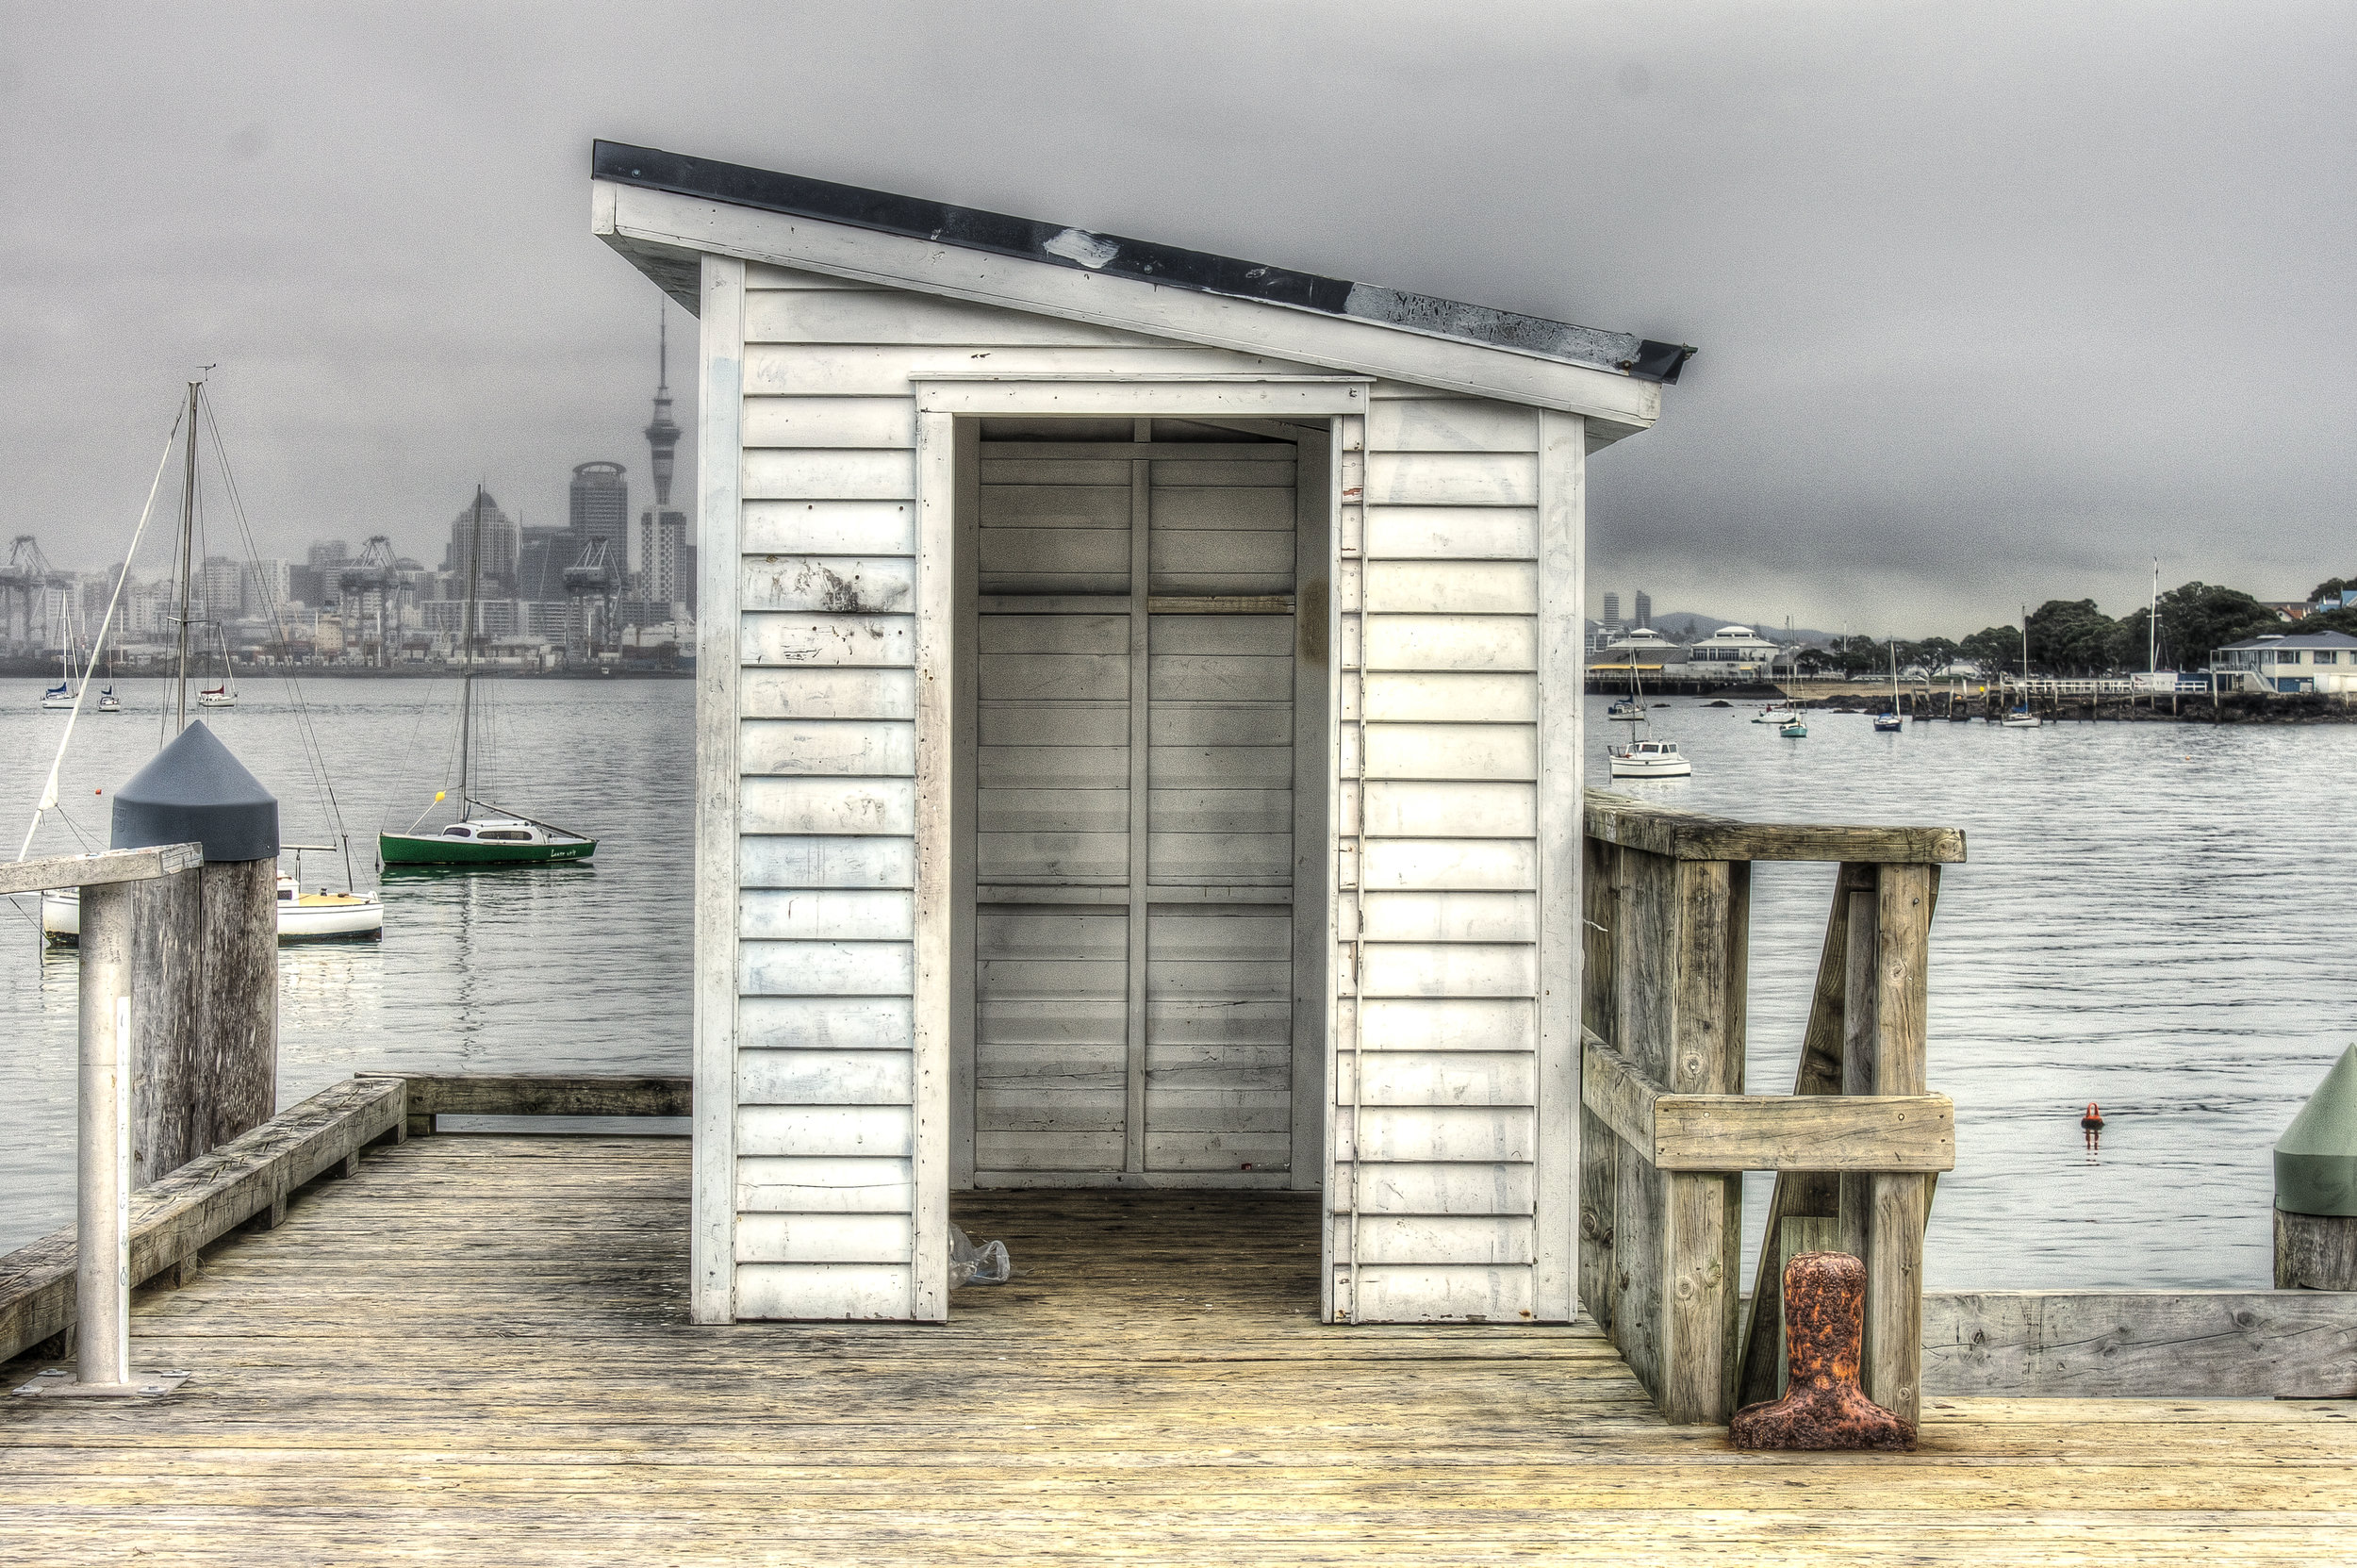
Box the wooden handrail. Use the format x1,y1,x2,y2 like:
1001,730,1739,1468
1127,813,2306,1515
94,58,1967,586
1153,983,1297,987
1584,790,1965,865
1581,1030,1953,1174
0,843,204,898
1580,801,1959,1428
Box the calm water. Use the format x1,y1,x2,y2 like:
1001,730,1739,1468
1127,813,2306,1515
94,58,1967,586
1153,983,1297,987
1,677,2347,1291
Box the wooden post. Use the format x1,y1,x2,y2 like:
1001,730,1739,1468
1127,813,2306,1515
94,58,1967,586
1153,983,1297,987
127,866,200,1187
1659,856,1742,1425
2274,1044,2357,1290
1576,834,1620,1328
132,860,276,1184
109,719,280,1188
2275,1210,2357,1290
193,857,278,1152
1867,863,1933,1428
1837,879,1879,1264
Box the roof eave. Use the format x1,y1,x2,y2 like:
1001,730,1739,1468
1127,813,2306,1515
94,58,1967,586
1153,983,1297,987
592,172,1665,440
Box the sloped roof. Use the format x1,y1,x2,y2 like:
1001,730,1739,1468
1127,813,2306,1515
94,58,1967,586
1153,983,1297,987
2220,631,2357,651
591,141,1689,433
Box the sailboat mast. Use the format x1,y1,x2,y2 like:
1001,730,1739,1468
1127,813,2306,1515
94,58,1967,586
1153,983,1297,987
459,486,485,819
173,380,199,734
2150,558,2159,677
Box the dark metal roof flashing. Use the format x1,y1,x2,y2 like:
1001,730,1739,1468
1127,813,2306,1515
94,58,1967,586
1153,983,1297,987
594,141,1694,386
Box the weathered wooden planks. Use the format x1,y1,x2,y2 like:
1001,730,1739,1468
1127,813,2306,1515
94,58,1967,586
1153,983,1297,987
404,1074,692,1127
0,842,202,897
0,1075,404,1364
1581,1031,1954,1173
1584,791,1967,866
1925,1290,2357,1398
8,1133,2355,1565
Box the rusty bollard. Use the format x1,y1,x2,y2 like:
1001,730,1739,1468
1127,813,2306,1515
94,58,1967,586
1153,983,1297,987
1729,1251,1915,1452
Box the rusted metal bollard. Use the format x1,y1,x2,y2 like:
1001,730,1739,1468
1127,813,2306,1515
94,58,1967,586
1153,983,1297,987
1730,1251,1915,1452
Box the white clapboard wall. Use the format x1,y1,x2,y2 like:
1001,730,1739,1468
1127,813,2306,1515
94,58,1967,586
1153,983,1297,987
724,261,1577,1326
1330,389,1568,1326
731,265,1322,1320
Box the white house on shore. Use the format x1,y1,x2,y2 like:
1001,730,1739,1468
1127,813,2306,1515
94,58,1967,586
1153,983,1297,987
1680,624,1782,681
2210,631,2357,694
589,141,1688,1327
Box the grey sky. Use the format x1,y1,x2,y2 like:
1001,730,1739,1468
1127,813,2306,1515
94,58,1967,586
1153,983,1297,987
4,2,2349,636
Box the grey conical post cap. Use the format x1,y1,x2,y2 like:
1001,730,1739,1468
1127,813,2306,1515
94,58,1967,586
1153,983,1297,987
110,720,278,863
2276,1045,2357,1217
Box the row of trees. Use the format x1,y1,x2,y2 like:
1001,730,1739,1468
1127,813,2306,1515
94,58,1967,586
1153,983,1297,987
1792,581,2348,680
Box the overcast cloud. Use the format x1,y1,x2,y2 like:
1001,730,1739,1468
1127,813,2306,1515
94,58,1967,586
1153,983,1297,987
3,1,2349,635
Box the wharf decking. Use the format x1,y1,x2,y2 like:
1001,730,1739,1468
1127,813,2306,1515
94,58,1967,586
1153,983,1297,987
3,1134,2350,1565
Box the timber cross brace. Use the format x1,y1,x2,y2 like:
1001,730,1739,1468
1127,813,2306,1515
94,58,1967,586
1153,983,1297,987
1577,791,1964,1427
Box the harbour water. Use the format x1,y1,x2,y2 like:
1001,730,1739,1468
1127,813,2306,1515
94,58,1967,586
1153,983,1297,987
1,677,2348,1293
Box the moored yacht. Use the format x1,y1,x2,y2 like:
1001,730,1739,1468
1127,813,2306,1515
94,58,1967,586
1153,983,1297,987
1607,737,1692,779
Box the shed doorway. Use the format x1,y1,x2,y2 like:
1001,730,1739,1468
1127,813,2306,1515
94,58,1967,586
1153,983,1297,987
952,416,1332,1194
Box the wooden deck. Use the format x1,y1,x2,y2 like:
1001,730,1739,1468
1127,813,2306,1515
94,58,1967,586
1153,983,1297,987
2,1134,2351,1565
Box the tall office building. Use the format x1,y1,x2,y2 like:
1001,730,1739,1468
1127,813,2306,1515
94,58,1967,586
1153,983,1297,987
307,539,349,572
1634,590,1652,630
443,490,520,589
1602,591,1621,633
635,316,692,617
638,508,691,609
242,558,290,618
514,526,573,601
569,461,629,571
200,555,243,623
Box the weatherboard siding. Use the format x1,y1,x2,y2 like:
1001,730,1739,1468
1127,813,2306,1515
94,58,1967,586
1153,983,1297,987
731,264,1325,1320
1333,388,1566,1324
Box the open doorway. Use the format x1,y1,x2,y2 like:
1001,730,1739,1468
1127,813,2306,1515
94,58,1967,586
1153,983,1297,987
948,417,1333,1200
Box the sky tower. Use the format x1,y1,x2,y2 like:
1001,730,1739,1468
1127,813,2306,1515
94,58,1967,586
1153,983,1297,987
637,308,694,617
644,311,682,507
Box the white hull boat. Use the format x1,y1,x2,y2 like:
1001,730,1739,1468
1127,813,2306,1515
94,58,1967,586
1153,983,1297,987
42,866,383,945
2002,709,2040,728
1752,705,1799,724
1607,739,1691,779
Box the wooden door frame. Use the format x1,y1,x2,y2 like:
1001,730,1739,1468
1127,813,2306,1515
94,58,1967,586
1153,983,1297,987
910,378,1365,1312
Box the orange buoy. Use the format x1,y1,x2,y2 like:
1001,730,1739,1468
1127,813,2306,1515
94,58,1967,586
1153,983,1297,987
2080,1101,2104,1131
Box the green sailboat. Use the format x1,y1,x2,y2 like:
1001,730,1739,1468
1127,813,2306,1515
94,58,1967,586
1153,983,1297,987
379,487,597,868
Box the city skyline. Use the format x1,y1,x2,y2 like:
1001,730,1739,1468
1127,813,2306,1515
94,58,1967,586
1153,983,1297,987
4,6,2349,636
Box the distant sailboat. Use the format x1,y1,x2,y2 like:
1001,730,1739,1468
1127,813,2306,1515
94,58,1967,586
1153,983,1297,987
196,625,237,707
38,591,84,710
2003,611,2040,727
379,487,597,867
1873,641,1903,731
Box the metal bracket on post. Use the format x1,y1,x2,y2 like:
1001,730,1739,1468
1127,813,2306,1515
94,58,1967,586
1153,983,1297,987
6,845,202,1401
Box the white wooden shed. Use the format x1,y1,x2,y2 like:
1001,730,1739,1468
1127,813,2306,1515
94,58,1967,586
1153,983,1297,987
590,141,1689,1328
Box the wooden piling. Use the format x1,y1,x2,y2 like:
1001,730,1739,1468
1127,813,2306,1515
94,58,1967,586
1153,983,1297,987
2274,1210,2357,1290
129,859,277,1185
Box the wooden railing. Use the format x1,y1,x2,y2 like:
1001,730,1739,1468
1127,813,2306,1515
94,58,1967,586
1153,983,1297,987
1579,791,1965,1426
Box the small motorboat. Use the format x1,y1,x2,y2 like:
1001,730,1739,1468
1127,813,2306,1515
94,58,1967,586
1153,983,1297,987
1607,738,1692,779
1779,719,1807,738
2001,708,2040,728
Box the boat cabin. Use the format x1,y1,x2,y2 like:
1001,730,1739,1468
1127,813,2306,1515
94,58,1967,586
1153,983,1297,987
591,142,1688,1325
